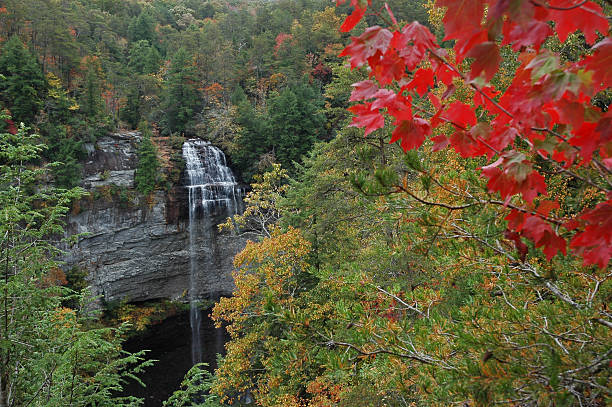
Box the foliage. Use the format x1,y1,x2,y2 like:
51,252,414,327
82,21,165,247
211,1,612,406
339,0,611,269
0,36,48,123
220,163,289,239
212,227,316,405
135,122,160,195
162,363,223,407
268,79,326,170
0,119,151,406
162,47,200,135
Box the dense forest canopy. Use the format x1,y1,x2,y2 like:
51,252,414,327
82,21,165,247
0,0,428,184
0,0,611,406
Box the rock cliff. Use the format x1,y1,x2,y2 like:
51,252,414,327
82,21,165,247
62,132,244,306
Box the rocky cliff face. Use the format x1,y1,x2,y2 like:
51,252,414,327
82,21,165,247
63,132,245,306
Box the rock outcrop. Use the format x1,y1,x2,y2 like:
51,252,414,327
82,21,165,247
62,132,244,306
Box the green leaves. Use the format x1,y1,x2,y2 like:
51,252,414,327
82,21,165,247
0,120,147,407
135,122,160,196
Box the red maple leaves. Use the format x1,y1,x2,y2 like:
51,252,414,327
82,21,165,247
339,0,611,268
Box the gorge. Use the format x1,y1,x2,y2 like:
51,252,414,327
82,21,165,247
61,132,245,404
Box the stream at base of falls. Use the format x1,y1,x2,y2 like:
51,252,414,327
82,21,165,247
120,309,228,406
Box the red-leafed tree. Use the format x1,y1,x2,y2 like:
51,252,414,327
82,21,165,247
210,3,611,405
338,0,611,269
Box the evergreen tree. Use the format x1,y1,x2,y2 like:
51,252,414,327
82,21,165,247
128,40,161,75
268,80,325,170
231,99,271,180
40,73,84,188
128,11,157,45
80,57,105,118
0,117,150,406
119,82,141,129
0,36,47,123
135,122,159,195
161,48,200,135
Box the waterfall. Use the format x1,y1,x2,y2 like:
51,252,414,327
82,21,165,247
182,139,241,365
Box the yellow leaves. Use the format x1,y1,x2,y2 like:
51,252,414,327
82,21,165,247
425,0,445,29
51,307,77,329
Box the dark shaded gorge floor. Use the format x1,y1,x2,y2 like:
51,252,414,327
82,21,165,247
121,309,227,406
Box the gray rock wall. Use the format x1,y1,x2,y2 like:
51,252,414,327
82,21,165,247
62,132,244,305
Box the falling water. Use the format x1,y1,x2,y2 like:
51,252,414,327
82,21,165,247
183,139,241,365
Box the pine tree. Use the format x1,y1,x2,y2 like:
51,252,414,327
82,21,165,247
119,82,141,129
40,73,84,188
128,11,157,45
135,122,159,195
268,80,325,170
162,48,200,135
128,40,161,75
80,56,105,118
0,36,47,124
0,116,150,406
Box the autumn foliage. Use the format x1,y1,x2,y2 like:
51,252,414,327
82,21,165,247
338,0,611,268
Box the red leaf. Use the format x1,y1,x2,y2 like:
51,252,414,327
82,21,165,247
467,41,501,82
371,89,410,113
506,212,566,261
473,86,501,112
569,122,598,163
481,153,547,203
389,118,430,152
340,4,367,32
340,26,393,69
404,68,434,96
505,230,528,262
401,21,438,54
554,97,584,130
384,2,398,26
569,200,612,268
350,80,379,101
487,126,519,152
583,38,612,91
536,200,560,217
436,0,487,42
445,101,477,128
348,102,385,136
431,135,450,151
503,20,553,51
455,29,488,62
548,1,608,44
368,48,405,86
451,129,487,158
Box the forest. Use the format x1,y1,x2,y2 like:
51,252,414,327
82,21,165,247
0,0,610,406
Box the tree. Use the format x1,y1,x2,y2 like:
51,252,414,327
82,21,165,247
338,0,611,269
162,363,223,407
79,56,105,119
119,81,142,129
329,0,611,403
161,48,200,135
219,163,289,239
128,40,161,75
40,73,84,188
0,118,150,406
135,121,159,195
0,36,47,123
128,11,157,45
211,1,612,405
230,98,271,180
268,80,326,171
